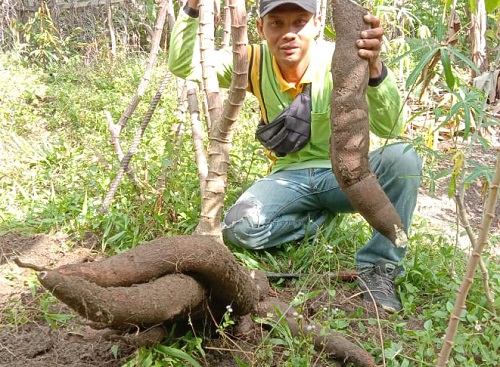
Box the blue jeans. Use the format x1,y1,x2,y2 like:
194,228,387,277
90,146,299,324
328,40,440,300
222,143,422,268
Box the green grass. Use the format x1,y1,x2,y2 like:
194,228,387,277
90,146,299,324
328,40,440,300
1,50,499,367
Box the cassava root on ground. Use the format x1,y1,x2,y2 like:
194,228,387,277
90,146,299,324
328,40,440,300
330,0,406,246
54,235,265,315
38,271,207,328
257,298,376,367
17,234,375,367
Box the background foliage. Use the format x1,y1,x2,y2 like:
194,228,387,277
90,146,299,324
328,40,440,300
0,0,499,366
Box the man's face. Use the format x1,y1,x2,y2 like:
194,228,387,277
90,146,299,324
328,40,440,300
257,4,320,72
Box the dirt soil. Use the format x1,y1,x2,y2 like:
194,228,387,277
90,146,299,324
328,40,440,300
0,146,498,367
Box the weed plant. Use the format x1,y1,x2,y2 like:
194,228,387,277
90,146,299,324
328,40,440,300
1,43,499,367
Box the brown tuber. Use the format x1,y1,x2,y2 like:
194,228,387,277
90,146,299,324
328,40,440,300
54,235,263,315
38,271,207,328
330,0,407,247
14,234,376,366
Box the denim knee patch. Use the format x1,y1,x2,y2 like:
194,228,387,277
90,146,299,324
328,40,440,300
222,201,272,249
224,201,260,226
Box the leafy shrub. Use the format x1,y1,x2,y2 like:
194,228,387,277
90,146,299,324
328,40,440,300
14,2,84,68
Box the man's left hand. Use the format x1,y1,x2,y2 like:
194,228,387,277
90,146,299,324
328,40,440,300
357,14,384,79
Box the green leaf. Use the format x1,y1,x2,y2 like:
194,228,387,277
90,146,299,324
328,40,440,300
389,43,435,67
269,337,289,346
333,320,349,329
448,172,457,197
290,289,321,307
323,26,335,40
440,48,456,90
476,135,490,150
234,355,250,367
154,345,203,367
406,48,440,89
446,47,481,75
485,0,500,12
462,102,472,138
434,168,453,180
110,345,119,359
464,165,493,184
45,313,74,321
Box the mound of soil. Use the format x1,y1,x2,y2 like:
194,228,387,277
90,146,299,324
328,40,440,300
0,322,134,367
0,233,136,367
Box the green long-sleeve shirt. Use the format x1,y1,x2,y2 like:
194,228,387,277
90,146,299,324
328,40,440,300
168,10,404,172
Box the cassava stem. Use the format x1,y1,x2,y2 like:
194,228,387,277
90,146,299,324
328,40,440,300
195,0,248,235
330,0,406,246
437,149,500,366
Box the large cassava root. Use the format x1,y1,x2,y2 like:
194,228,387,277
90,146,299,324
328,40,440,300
330,0,406,246
38,271,207,328
53,235,264,315
17,234,375,367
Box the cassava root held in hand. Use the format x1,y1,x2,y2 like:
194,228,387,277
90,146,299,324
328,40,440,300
330,0,407,247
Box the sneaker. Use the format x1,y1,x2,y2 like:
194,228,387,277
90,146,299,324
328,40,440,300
357,260,403,313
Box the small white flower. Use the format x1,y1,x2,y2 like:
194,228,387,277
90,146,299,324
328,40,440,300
474,321,482,332
225,305,233,313
306,324,316,331
298,291,305,296
292,311,299,317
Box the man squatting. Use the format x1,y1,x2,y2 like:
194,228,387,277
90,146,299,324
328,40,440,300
168,0,422,313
